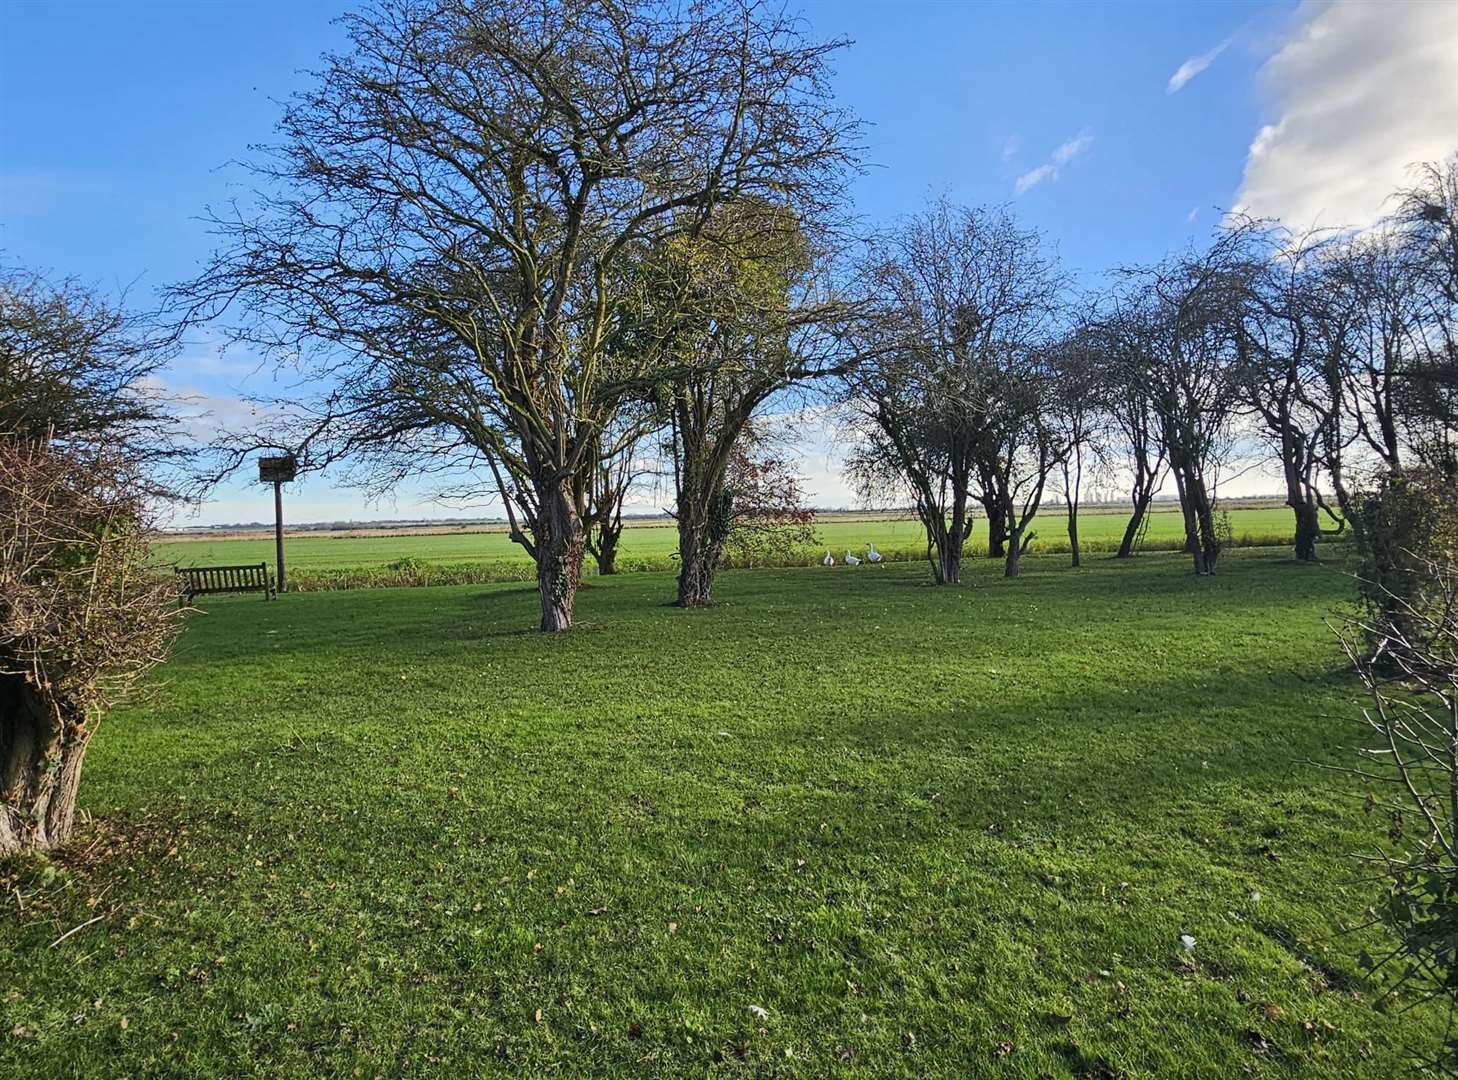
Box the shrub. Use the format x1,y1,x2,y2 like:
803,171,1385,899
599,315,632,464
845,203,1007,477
0,439,180,853
1339,556,1458,1071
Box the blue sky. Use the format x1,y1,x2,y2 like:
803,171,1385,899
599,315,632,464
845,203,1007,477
4,0,1456,524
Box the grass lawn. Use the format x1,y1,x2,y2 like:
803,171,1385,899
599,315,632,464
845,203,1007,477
155,506,1301,576
0,550,1432,1078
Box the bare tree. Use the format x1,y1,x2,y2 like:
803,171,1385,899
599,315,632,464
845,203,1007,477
174,0,858,631
1392,157,1458,465
973,360,1069,579
583,414,655,576
1097,310,1169,559
1231,225,1347,561
1395,155,1458,307
1048,320,1108,568
845,202,1063,584
1114,235,1251,576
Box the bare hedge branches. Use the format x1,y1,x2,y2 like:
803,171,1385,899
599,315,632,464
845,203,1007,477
0,439,180,852
1338,556,1458,1070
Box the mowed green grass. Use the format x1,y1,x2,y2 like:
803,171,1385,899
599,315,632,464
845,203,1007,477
0,550,1432,1078
156,506,1300,573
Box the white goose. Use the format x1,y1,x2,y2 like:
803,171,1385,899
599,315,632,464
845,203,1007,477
866,543,883,563
844,550,861,566
822,550,835,566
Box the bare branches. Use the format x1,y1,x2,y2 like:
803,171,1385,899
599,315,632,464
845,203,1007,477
0,266,187,480
1337,556,1458,1065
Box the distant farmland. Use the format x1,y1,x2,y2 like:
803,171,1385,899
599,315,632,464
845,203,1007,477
155,505,1310,589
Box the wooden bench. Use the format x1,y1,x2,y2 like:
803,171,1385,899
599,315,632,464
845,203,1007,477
176,563,276,603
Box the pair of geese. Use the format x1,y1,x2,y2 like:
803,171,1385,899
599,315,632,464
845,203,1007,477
823,544,882,567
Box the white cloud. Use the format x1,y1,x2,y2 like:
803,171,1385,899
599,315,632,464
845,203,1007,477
1167,37,1232,93
1051,132,1093,166
1234,0,1458,232
1186,206,1199,223
1014,131,1094,195
1014,164,1056,196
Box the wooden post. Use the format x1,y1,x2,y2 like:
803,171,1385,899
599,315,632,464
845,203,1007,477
274,478,286,594
258,454,297,596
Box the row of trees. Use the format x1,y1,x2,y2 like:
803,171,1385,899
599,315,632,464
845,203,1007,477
842,170,1456,586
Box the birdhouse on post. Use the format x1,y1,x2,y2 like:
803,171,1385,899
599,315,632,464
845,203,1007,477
258,454,297,593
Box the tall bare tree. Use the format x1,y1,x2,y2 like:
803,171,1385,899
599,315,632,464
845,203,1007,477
1097,311,1169,559
845,201,1063,583
1231,225,1347,561
1048,320,1108,568
175,0,858,631
1113,235,1251,576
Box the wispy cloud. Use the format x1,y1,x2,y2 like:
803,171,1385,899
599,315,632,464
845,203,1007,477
1168,36,1233,93
1014,131,1093,195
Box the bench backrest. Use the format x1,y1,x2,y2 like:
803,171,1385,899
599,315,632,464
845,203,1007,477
177,563,271,594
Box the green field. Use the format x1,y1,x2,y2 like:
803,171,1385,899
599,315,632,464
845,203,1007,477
0,550,1434,1078
156,506,1303,581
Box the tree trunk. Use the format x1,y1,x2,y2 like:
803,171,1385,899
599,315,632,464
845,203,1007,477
938,545,963,585
1004,535,1023,578
0,673,88,854
920,497,968,585
533,476,585,632
1292,497,1321,562
1115,491,1151,559
676,517,726,607
593,521,622,576
1173,464,1220,576
982,496,1007,559
1067,508,1081,568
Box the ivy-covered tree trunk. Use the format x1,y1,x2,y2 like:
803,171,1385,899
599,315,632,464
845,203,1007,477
1292,497,1321,562
533,476,585,633
676,479,732,607
0,673,89,854
677,521,727,606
